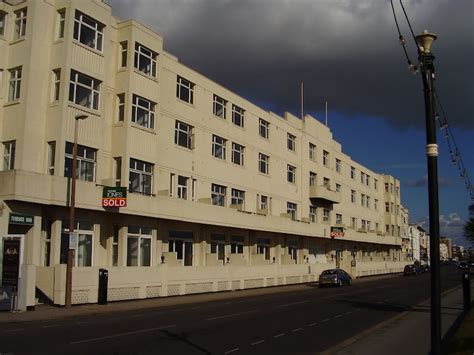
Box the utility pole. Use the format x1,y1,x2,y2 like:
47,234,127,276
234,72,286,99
66,114,88,308
416,30,441,355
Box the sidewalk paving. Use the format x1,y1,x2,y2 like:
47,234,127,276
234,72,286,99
322,283,473,355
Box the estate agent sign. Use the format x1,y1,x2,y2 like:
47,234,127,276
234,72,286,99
2,238,20,287
330,226,345,238
102,187,127,208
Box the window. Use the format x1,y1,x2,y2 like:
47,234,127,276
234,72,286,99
361,220,367,231
177,176,188,200
231,188,245,206
69,70,100,110
335,159,341,173
134,43,157,77
309,143,316,161
366,196,370,208
120,41,127,68
64,142,96,182
374,199,378,210
14,8,27,40
309,171,317,187
3,141,15,171
256,238,271,260
323,209,330,222
351,190,356,203
336,213,343,225
174,121,194,149
351,217,357,229
390,183,394,193
211,184,226,206
376,223,379,232
259,153,269,174
210,234,226,261
287,202,297,220
50,69,61,102
287,133,296,151
73,11,103,51
232,105,245,127
129,158,153,195
112,226,119,266
360,172,365,184
323,150,329,167
168,231,193,266
386,225,390,234
114,157,122,186
132,94,155,129
385,183,389,192
0,11,6,37
231,142,244,166
287,164,296,183
57,9,65,39
391,203,394,213
8,67,22,102
288,240,298,262
212,135,226,160
127,226,152,267
396,186,400,196
42,220,52,266
361,194,366,206
335,183,341,193
117,93,125,121
176,76,194,103
309,206,317,222
61,221,93,267
351,166,355,179
366,174,370,186
231,236,244,254
259,195,268,210
367,221,371,231
213,94,226,118
391,225,395,236
323,177,330,189
47,141,56,175
259,118,269,139
385,202,390,212
374,179,378,190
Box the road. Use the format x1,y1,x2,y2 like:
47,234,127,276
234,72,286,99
0,265,463,355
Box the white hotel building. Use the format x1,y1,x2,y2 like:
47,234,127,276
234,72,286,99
0,0,409,308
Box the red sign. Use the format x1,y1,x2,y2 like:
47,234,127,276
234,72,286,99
102,187,127,208
330,227,345,238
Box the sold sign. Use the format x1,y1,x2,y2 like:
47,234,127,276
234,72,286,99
102,187,127,207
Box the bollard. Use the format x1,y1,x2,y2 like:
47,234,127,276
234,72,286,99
462,272,470,311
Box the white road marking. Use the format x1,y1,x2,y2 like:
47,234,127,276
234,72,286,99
274,333,285,338
205,310,257,321
42,324,60,328
70,324,176,344
308,322,317,327
291,328,303,332
276,300,309,308
224,348,240,354
251,340,265,346
322,318,330,322
334,314,343,319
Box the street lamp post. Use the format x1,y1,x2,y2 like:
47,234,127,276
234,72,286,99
65,114,88,308
416,30,441,355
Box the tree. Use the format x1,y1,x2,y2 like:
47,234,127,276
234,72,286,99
464,204,474,243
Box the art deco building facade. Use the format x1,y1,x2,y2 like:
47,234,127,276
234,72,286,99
0,0,409,308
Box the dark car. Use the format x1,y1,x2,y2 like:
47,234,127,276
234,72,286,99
404,264,421,276
319,269,352,287
458,261,469,270
420,264,430,273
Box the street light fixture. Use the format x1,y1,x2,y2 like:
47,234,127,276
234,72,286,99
415,30,441,355
65,114,88,308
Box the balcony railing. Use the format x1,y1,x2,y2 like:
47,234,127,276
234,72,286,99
309,185,342,204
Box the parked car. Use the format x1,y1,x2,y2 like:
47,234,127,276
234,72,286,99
458,261,469,270
404,264,421,276
319,269,352,287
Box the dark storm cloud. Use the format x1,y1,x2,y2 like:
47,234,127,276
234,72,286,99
108,0,474,130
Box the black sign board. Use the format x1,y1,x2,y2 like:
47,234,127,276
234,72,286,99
9,213,34,226
2,239,20,287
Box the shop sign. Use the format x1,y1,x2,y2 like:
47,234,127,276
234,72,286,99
9,213,34,226
330,226,345,238
2,239,20,287
102,187,127,207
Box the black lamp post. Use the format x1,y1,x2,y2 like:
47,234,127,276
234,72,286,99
416,30,441,355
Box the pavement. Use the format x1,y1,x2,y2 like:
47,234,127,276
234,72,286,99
322,280,473,355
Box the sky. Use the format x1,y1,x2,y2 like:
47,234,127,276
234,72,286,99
108,0,474,246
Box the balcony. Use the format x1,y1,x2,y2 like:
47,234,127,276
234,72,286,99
309,185,342,204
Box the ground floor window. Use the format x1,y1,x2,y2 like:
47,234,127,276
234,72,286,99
256,237,271,260
61,220,94,267
169,231,193,266
231,236,244,254
210,233,226,261
127,226,152,266
112,226,119,266
42,220,52,266
288,240,298,262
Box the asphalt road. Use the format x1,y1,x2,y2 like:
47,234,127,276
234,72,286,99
0,265,464,355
